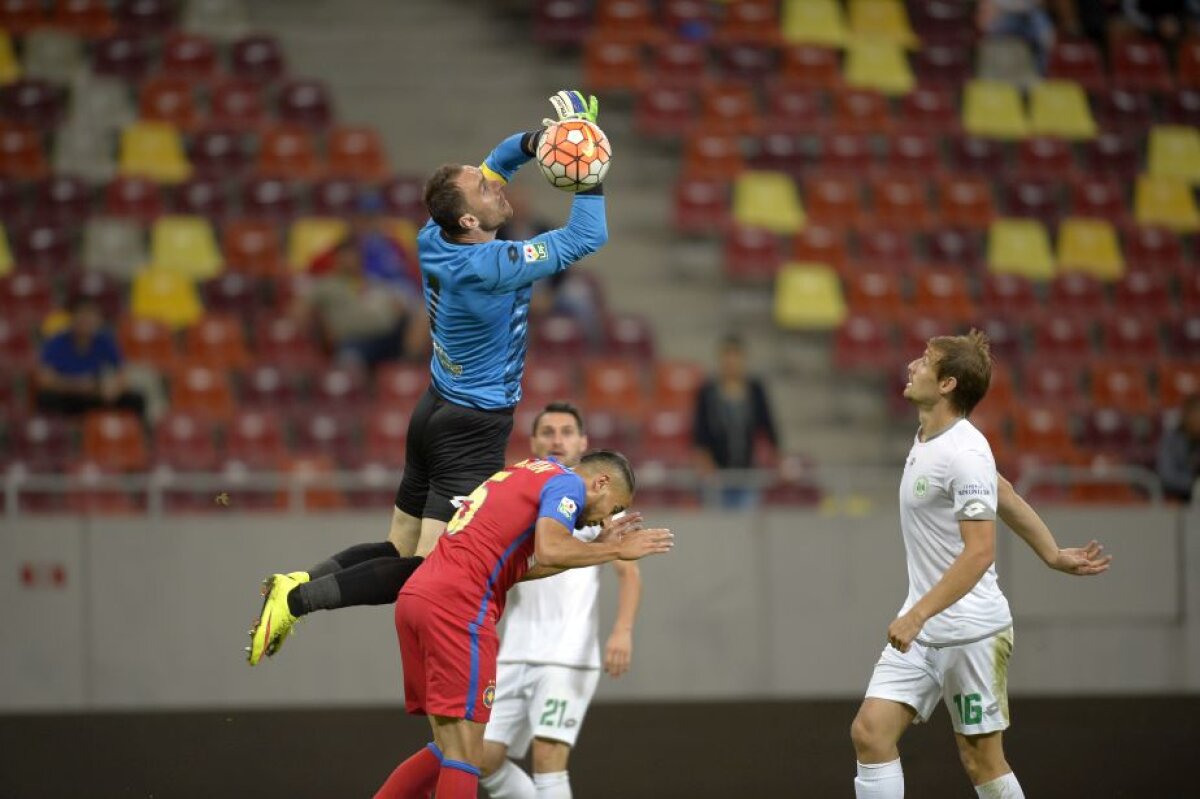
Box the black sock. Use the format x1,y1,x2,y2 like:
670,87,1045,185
288,556,424,616
307,541,401,580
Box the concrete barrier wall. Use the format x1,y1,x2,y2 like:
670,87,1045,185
1,506,1195,711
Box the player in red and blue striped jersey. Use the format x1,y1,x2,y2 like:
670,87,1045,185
374,451,672,799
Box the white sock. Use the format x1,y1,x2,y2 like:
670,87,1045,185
480,759,537,799
976,772,1025,798
533,770,572,799
855,759,904,799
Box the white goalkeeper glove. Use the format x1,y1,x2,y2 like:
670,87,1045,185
543,90,600,127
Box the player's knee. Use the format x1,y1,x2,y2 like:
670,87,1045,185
850,711,884,758
531,738,571,773
956,738,1006,784
387,508,421,556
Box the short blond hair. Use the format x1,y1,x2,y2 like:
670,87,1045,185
929,329,992,416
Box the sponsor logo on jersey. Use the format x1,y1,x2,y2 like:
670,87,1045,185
483,680,496,709
962,499,988,518
432,340,463,376
557,496,577,519
913,476,929,498
957,483,993,497
524,242,549,263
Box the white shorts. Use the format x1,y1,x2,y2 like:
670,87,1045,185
864,627,1014,736
483,662,601,756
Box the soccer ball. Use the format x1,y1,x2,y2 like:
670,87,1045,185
536,120,612,193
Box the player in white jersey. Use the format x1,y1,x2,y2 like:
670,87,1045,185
479,401,642,799
851,331,1112,799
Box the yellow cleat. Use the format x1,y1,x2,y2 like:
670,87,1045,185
246,571,309,665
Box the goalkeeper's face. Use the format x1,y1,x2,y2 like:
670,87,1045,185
457,166,513,233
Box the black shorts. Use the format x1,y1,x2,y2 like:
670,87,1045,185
394,387,515,523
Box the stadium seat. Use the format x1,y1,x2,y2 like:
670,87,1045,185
0,0,48,33
717,0,779,43
980,273,1036,315
148,215,223,280
723,225,784,281
15,218,75,274
131,268,203,329
138,77,198,130
1134,175,1199,233
154,411,220,471
184,314,249,370
962,80,1028,139
912,268,975,321
160,32,218,79
373,362,429,409
857,226,916,268
898,86,959,134
987,219,1054,279
584,36,645,94
1016,137,1076,179
1089,362,1153,413
65,271,122,318
187,128,248,180
604,313,656,361
222,218,283,275
733,171,804,234
1028,80,1097,139
521,359,574,408
0,317,35,369
793,224,847,272
328,126,389,182
781,0,847,47
170,364,236,423
1032,315,1093,363
773,262,846,330
949,135,1008,176
119,121,192,184
1147,126,1200,184
1068,176,1128,225
1048,272,1106,317
845,267,904,319
200,270,263,319
1013,406,1077,460
912,39,971,85
716,41,777,83
1158,361,1200,409
849,0,917,45
0,272,53,328
117,316,177,368
7,413,78,472
210,79,265,131
288,217,348,271
640,406,694,463
593,0,657,43
698,82,760,136
254,314,322,369
673,177,730,235
1124,225,1184,273
748,131,809,177
0,79,66,131
937,175,996,229
1056,218,1124,281
1101,314,1160,360
104,176,164,221
92,33,149,80
0,31,16,84
309,178,361,217
832,88,893,134
172,176,229,219
634,85,697,139
378,175,424,220
818,132,874,174
1022,359,1085,411
1169,88,1200,129
230,33,285,83
311,364,370,414
226,409,288,469
683,131,744,181
1180,271,1200,314
294,411,361,468
802,174,862,229
779,44,840,88
0,177,23,224
277,79,333,131
880,132,939,176
1003,177,1063,224
869,174,933,231
651,39,708,90
1113,271,1172,315
927,228,985,272
1091,88,1154,134
843,40,913,96
584,358,644,415
256,125,323,180
241,177,301,220
1111,37,1173,93
1079,407,1139,461
241,361,301,410
364,407,410,468
32,174,91,224
0,123,48,180
1047,39,1107,92
83,410,147,471
0,224,11,276
653,360,705,410
532,0,590,47
531,314,588,361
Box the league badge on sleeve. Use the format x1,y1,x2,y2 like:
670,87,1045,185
523,242,548,263
557,496,577,519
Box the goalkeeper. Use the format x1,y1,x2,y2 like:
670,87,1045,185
246,92,609,665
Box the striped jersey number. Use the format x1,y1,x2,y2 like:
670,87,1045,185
445,471,511,535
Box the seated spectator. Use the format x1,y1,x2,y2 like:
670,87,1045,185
35,297,146,419
1157,394,1200,503
292,236,425,369
692,334,780,509
1112,0,1200,45
977,0,1058,71
309,194,423,298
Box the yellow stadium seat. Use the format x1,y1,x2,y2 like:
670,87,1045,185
131,269,203,329
963,80,1029,139
1148,126,1200,184
847,0,917,47
987,218,1055,280
782,0,847,47
1056,218,1124,281
149,215,223,280
0,225,12,277
119,121,192,184
844,40,914,95
288,217,350,271
774,262,846,330
1029,80,1097,140
734,171,805,235
0,32,20,85
1135,175,1200,232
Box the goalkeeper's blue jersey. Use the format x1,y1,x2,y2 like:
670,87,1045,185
417,132,608,411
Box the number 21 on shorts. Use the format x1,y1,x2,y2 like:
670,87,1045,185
539,698,572,728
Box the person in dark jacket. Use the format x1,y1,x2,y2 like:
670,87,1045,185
1157,394,1200,503
692,334,780,508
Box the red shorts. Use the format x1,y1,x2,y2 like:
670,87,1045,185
395,591,498,723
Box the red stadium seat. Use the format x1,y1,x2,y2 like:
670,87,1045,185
184,315,250,370
1016,137,1075,179
1048,273,1107,317
673,177,730,235
241,361,302,410
1124,226,1184,273
380,175,426,221
980,273,1037,316
201,271,266,319
0,123,48,181
310,178,362,217
1158,361,1200,409
949,136,1007,177
0,175,21,221
1080,407,1138,459
937,175,996,230
1180,37,1200,89
682,131,744,181
856,227,916,268
277,79,334,131
171,176,229,219
1089,362,1153,413
1091,88,1155,134
1100,314,1161,360
634,85,696,139
898,86,959,134
32,174,91,224
653,360,705,410
311,365,370,414
171,365,236,423
1047,39,1107,91
117,316,177,369
188,128,249,180
912,43,971,86
792,224,847,272
723,225,783,281
376,362,429,410
139,77,198,129
912,268,976,322
870,175,934,231
210,79,266,132
845,268,905,320
531,314,588,361
721,42,784,84
1166,313,1200,357
641,406,693,462
661,0,710,33
0,79,66,131
1113,271,1172,314
717,0,779,43
0,316,35,370
241,177,301,220
365,407,410,469
0,0,48,33
11,219,74,275
65,271,123,318
697,82,760,136
104,176,164,221
761,85,826,135
584,36,645,94
818,132,873,174
115,0,175,35
1003,177,1062,223
584,358,645,414
780,44,840,89
833,89,891,135
6,414,79,472
604,313,655,361
254,315,321,369
226,410,288,469
1081,132,1140,179
881,133,941,176
0,272,53,329
926,228,985,271
1069,176,1128,224
595,0,658,44
154,412,220,471
255,125,323,180
833,315,896,372
83,410,147,471
328,126,389,182
1111,38,1173,93
231,34,286,84
1169,88,1200,126
160,32,218,80
91,33,150,80
1013,406,1077,460
56,0,116,38
803,174,863,230
223,218,284,275
651,39,709,90
294,411,362,468
533,0,591,47
521,360,575,408
1033,316,1094,363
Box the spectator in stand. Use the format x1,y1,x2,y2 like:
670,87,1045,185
293,235,425,369
1111,0,1200,46
692,334,780,509
35,297,146,419
1157,394,1200,503
977,0,1059,71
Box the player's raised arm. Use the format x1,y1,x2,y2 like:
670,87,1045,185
998,474,1112,576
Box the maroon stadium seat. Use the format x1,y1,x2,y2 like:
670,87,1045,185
153,412,221,472
723,225,783,281
0,272,53,329
0,79,66,131
278,79,334,131
104,176,164,221
1048,272,1107,317
161,32,218,80
231,34,286,84
91,33,151,80
32,174,92,224
115,0,177,35
673,176,731,234
1047,39,1107,91
171,176,229,219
